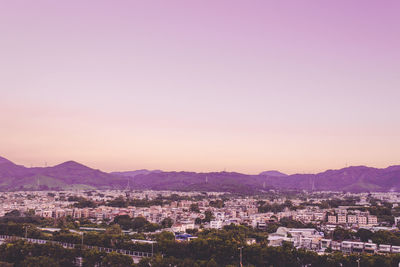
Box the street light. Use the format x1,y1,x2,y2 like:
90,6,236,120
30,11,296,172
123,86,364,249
239,247,243,267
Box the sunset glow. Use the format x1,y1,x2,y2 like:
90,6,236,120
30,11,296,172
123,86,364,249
1,1,399,174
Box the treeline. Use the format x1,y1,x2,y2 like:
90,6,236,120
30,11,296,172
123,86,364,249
307,197,360,209
0,240,133,267
257,200,294,213
68,196,99,208
138,246,400,267
107,194,206,208
66,193,215,209
112,215,170,231
3,237,400,267
106,197,164,208
3,222,400,266
0,210,42,225
136,225,400,267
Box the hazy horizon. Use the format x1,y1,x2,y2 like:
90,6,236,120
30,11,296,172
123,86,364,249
1,1,400,174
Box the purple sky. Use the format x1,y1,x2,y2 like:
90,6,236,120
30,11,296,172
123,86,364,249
1,1,399,174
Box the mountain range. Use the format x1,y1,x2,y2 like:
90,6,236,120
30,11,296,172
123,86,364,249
0,156,399,193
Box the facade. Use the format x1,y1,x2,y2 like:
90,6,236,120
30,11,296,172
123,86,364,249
328,215,337,224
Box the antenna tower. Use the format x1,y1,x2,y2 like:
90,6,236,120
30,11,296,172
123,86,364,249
125,178,131,191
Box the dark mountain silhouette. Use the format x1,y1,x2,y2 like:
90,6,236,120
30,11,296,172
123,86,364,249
0,156,399,193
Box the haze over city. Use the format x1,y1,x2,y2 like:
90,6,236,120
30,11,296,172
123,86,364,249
1,1,400,174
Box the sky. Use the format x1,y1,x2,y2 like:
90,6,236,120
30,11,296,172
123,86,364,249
1,1,399,174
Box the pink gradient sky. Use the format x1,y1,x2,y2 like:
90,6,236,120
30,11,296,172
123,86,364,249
1,1,399,174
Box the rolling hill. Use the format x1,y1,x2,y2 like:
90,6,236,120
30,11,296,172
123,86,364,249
0,157,126,190
0,156,399,193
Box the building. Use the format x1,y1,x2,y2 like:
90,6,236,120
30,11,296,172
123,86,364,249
337,215,347,224
358,216,367,225
368,215,378,225
347,215,357,224
378,244,390,253
364,243,377,253
209,220,223,229
328,215,337,224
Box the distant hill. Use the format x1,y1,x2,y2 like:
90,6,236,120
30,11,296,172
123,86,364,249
259,170,288,177
0,156,400,193
130,171,265,193
0,157,126,191
111,169,162,178
0,156,13,165
263,166,400,192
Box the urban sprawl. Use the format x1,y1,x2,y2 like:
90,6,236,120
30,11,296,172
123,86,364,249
2,189,400,257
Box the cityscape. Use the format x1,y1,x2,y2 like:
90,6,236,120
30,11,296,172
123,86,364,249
2,0,400,266
2,160,400,266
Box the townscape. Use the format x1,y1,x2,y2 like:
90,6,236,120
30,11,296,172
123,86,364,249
2,0,400,266
2,189,400,266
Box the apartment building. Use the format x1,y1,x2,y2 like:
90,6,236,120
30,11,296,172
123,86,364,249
328,215,337,224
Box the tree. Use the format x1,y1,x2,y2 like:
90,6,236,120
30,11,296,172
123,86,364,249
284,200,293,208
156,231,175,243
101,252,133,267
190,204,200,213
113,215,132,230
132,217,148,230
106,224,122,235
5,210,20,217
83,249,106,267
206,258,218,267
204,211,214,222
332,228,353,241
161,217,174,228
209,200,224,208
22,256,60,267
356,228,373,242
107,196,128,207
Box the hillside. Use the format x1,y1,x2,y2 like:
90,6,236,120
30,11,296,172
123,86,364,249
111,169,162,178
259,170,288,177
263,166,400,192
0,156,399,193
0,157,126,190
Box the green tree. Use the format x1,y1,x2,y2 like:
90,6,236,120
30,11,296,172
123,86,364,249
332,228,353,241
101,251,133,267
161,217,174,228
113,215,132,230
190,203,200,213
206,258,218,267
204,210,214,222
132,217,148,230
356,228,373,242
83,249,106,267
22,256,59,267
106,224,122,235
